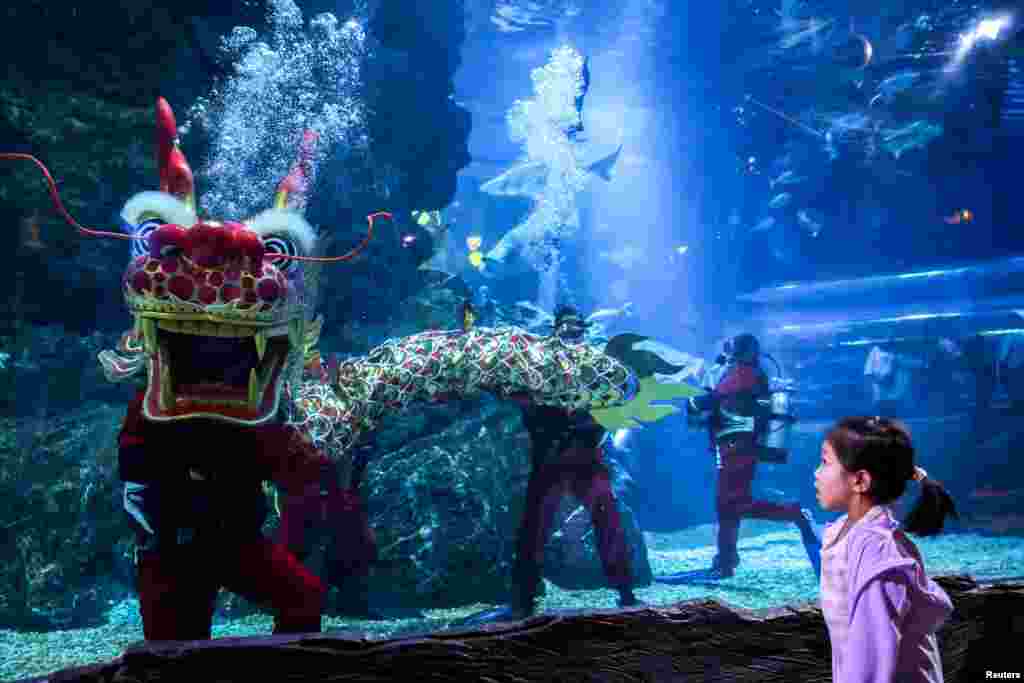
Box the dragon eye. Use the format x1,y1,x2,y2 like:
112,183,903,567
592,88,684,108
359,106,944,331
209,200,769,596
131,219,163,260
262,234,300,272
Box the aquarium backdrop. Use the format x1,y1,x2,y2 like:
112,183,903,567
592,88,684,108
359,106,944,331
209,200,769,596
1,0,1022,679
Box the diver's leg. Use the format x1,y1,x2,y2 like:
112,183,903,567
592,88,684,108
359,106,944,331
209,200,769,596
222,535,325,634
458,465,565,625
510,464,566,614
713,450,756,575
653,449,747,584
570,462,639,607
321,484,404,619
136,544,218,641
726,457,821,579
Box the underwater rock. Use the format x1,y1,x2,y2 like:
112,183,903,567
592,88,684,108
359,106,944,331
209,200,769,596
16,575,1021,683
0,402,134,631
543,445,653,590
360,398,533,607
543,494,653,590
367,0,471,211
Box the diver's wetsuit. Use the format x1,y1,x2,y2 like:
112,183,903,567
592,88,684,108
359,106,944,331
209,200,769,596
711,363,807,573
118,390,326,640
511,398,633,609
276,444,378,588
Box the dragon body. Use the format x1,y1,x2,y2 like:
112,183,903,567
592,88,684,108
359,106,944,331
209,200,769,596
88,98,639,490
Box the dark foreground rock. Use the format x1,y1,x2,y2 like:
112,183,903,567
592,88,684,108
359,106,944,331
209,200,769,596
18,575,1022,683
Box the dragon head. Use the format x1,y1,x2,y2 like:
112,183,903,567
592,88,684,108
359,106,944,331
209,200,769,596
1,97,388,426
119,98,321,425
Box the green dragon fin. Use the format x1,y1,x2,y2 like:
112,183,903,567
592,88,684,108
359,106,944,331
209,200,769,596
591,374,701,431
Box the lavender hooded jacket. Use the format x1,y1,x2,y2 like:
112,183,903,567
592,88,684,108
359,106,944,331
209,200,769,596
824,507,954,683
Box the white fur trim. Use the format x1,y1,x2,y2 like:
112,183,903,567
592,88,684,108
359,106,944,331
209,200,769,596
120,191,197,227
245,208,317,255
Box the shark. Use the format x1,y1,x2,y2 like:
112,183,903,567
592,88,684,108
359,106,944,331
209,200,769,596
476,144,622,280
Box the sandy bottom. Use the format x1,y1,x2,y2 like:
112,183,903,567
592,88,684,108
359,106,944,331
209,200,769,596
4,519,1021,681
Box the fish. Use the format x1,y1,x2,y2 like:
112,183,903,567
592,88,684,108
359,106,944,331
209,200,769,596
479,145,623,199
797,208,824,237
769,170,805,188
586,144,622,181
776,15,835,50
409,209,450,270
587,302,633,324
769,192,792,209
479,160,549,198
468,251,484,269
869,70,921,107
881,120,943,159
477,205,576,279
477,46,602,281
943,209,974,225
466,234,483,251
751,216,777,233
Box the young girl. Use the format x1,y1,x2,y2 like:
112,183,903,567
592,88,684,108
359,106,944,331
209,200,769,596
815,416,959,683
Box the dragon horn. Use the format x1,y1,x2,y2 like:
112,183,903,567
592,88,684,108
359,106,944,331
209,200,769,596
155,97,195,210
274,129,319,212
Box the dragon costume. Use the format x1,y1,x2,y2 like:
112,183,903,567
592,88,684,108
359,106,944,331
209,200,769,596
1,97,702,639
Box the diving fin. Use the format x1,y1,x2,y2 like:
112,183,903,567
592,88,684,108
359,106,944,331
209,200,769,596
450,604,534,628
653,568,731,585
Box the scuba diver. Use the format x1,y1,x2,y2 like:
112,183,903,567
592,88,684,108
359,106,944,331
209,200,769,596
276,442,389,618
462,305,641,624
119,389,328,639
657,333,821,583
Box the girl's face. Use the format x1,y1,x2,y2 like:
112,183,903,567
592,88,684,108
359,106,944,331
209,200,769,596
815,440,857,511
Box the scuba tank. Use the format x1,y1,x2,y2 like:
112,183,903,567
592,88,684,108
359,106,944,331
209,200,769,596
755,373,796,464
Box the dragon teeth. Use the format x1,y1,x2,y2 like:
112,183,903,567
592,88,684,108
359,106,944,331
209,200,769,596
249,368,260,410
255,331,268,360
141,318,158,354
158,347,174,411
